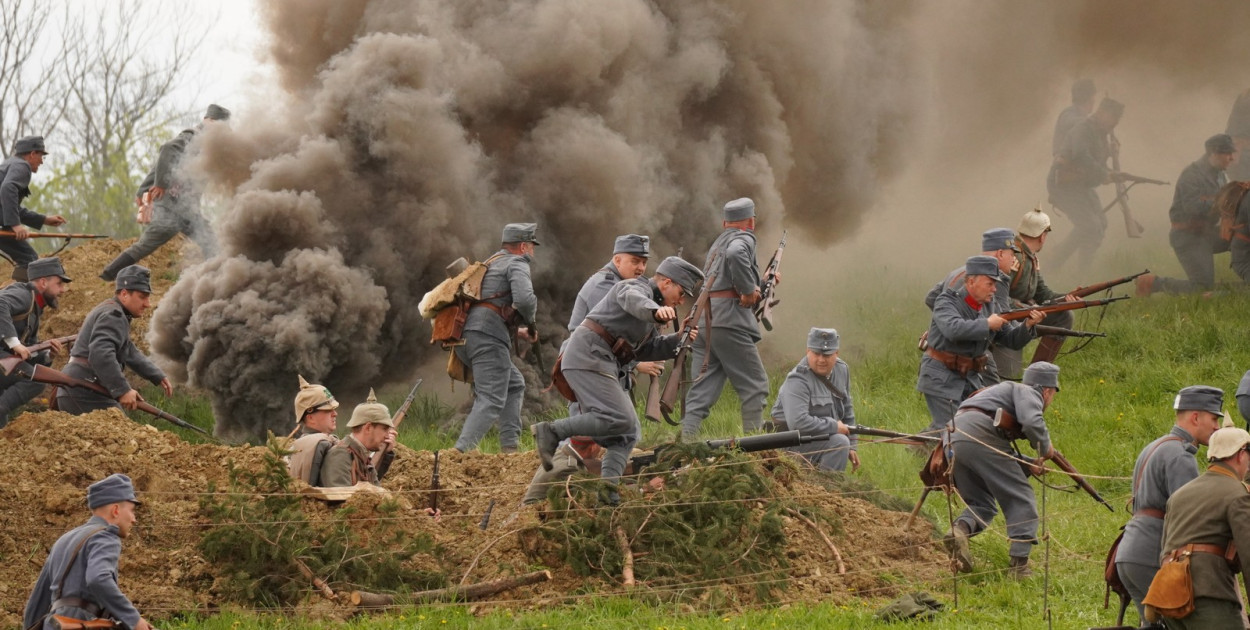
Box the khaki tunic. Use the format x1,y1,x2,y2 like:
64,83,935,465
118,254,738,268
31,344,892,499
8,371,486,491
1159,464,1250,605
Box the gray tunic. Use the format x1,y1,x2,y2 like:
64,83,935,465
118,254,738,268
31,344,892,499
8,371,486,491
0,155,49,229
0,282,51,423
137,129,195,199
916,287,1034,401
567,261,623,332
463,250,537,344
1237,369,1250,425
952,381,1052,456
23,516,142,630
1051,105,1087,156
704,228,762,338
56,299,166,414
769,357,856,472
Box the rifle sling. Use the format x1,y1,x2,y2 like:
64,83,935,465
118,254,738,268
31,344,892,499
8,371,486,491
1129,436,1184,515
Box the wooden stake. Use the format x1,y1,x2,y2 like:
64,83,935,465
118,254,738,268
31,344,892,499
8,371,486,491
292,557,338,602
785,508,845,575
615,527,636,587
350,570,553,609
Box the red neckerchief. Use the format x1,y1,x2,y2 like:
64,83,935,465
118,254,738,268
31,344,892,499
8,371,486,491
964,294,983,311
34,293,46,308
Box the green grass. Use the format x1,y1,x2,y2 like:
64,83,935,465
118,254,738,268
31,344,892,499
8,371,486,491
141,244,1250,628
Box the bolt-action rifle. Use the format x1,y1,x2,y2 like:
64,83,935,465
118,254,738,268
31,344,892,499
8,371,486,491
630,429,828,472
657,253,718,426
6,334,77,356
754,231,787,331
999,296,1128,322
1048,269,1150,304
848,425,941,446
1032,325,1106,339
0,356,213,438
993,408,1113,511
0,231,109,257
371,379,422,468
1103,133,1167,238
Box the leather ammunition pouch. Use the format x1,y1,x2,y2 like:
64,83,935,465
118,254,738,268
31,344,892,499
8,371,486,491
431,300,470,347
581,320,635,365
924,347,987,377
446,348,472,384
1143,543,1237,620
549,354,577,403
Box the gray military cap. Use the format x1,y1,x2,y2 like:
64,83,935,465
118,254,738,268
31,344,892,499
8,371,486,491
1022,361,1060,391
26,257,71,283
116,265,152,293
613,234,650,257
964,255,999,277
807,327,840,355
12,136,48,156
501,222,541,245
1205,133,1236,155
981,228,1019,253
724,197,756,221
1174,385,1225,417
204,104,231,121
1097,98,1125,118
87,473,141,509
655,255,704,296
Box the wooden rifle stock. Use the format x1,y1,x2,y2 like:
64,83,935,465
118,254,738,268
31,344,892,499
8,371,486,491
753,230,787,331
1056,269,1150,301
999,296,1128,322
657,253,719,425
644,373,663,422
372,379,423,468
20,334,77,354
1107,132,1145,238
993,408,1112,511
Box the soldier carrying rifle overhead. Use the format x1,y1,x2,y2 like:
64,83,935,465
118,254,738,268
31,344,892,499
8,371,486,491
532,256,704,506
0,257,71,427
768,327,859,473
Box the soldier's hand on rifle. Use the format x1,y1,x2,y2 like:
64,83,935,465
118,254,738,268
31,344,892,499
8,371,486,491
382,428,398,451
986,314,1008,331
158,377,173,398
835,420,851,436
1029,455,1047,478
424,507,442,522
1062,293,1078,303
8,225,29,240
635,361,664,377
43,215,66,227
654,306,678,322
1023,310,1045,327
10,343,30,360
135,618,155,630
149,186,166,201
848,450,860,472
517,326,538,343
738,288,762,308
772,271,782,284
46,338,65,355
119,388,142,410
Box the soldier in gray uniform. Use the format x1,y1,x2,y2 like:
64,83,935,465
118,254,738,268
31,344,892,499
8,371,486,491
0,136,67,281
23,473,154,630
453,223,539,453
1114,386,1224,624
1237,370,1250,428
942,362,1061,579
1226,88,1250,182
1052,79,1096,157
0,257,71,426
99,104,230,281
286,375,340,487
532,256,704,498
918,255,1042,435
56,266,172,414
1154,424,1250,629
1136,134,1237,296
1048,98,1125,271
769,327,857,473
680,198,769,438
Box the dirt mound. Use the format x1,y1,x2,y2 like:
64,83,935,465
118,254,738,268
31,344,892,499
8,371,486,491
0,412,947,625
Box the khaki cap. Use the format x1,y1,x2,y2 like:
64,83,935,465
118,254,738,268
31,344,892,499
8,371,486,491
294,374,338,421
347,388,393,428
1208,423,1250,460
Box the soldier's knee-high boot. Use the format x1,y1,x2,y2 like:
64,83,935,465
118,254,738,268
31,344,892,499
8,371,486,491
1030,336,1066,365
1007,555,1033,579
99,252,137,282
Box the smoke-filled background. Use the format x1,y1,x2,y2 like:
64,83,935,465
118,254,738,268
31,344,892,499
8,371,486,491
148,0,1250,442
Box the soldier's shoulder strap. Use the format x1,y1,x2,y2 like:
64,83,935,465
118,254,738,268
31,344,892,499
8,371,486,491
1131,436,1185,508
11,288,36,323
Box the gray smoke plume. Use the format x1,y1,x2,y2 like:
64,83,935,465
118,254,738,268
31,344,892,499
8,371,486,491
149,0,928,441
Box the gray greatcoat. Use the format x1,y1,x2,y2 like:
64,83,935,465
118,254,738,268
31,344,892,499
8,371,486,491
1048,116,1113,270
0,155,50,269
1154,158,1229,294
56,299,166,414
0,281,51,424
454,250,537,451
769,356,856,472
917,286,1034,434
549,277,678,482
1113,425,1199,622
949,381,1051,559
680,228,768,437
924,264,1011,385
23,516,142,630
125,128,216,260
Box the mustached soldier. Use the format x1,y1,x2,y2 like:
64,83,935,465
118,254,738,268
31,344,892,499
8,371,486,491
453,222,539,453
0,136,67,281
100,104,230,281
769,327,858,472
0,257,71,426
56,266,173,414
533,256,704,501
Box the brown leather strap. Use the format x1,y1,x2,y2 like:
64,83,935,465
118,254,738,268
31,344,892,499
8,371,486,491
1133,508,1165,519
924,347,987,376
1130,436,1185,514
708,289,741,299
1167,542,1239,569
1171,221,1210,232
580,320,635,364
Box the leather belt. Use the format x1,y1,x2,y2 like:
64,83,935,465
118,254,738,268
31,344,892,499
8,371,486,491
580,320,635,364
1171,221,1211,232
1164,542,1239,569
51,596,102,617
708,289,741,299
924,347,987,376
68,357,90,367
1133,508,1165,519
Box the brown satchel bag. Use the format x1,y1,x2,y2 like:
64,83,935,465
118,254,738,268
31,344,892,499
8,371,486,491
548,354,577,403
50,615,119,630
1142,549,1195,621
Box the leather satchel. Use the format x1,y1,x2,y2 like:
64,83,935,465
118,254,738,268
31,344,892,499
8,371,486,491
1142,550,1195,621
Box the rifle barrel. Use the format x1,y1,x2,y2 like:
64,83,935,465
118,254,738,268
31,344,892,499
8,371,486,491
1050,450,1113,512
1060,269,1150,300
0,231,109,239
849,425,940,444
1000,296,1128,322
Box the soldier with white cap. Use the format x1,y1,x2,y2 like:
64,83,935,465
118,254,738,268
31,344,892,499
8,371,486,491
453,222,540,454
286,375,341,486
1001,206,1078,374
23,473,153,630
321,389,397,487
533,256,704,502
768,327,858,472
942,361,1061,579
680,197,771,438
1114,386,1225,623
1149,422,1250,628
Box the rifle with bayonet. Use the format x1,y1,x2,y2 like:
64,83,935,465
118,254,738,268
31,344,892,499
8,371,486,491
1103,133,1166,239
0,356,214,439
630,429,828,472
371,379,422,468
1048,269,1150,304
754,231,786,331
993,408,1113,511
848,425,940,446
0,231,110,240
1032,325,1105,339
998,296,1128,322
657,252,719,425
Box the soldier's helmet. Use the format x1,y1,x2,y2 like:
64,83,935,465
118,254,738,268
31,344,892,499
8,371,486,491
1018,205,1052,238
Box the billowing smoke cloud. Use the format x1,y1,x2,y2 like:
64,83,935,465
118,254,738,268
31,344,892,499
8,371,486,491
148,0,925,441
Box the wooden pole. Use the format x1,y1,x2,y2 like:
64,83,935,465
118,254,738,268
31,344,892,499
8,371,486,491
615,527,636,586
350,570,553,609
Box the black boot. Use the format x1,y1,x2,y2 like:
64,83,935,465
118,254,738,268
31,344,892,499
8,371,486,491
100,252,137,282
